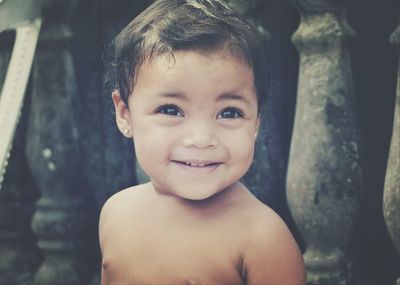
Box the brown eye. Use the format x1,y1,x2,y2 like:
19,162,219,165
217,107,244,119
156,104,183,117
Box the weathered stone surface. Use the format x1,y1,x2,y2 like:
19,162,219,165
0,107,41,285
288,0,344,14
287,1,362,284
384,18,400,285
0,27,41,285
25,2,92,284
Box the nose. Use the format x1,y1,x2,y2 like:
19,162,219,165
182,121,219,149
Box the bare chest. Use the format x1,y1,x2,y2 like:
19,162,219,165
103,217,246,285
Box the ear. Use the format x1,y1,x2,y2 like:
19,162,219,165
112,90,133,138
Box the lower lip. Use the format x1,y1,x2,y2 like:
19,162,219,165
171,161,221,174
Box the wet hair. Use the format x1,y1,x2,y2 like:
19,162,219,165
105,0,269,112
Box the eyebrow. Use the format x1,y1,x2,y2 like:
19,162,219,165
158,92,188,101
217,93,251,106
157,91,251,105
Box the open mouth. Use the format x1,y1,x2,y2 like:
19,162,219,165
172,160,221,168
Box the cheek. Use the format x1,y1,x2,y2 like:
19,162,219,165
224,131,256,163
133,125,173,164
134,137,165,180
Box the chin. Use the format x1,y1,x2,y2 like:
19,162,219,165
180,192,217,201
169,184,224,201
172,189,215,201
178,183,234,201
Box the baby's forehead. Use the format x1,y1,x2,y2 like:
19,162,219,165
134,50,249,85
131,47,256,99
142,47,251,71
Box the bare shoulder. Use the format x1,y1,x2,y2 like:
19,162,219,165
99,183,149,248
99,185,134,227
241,198,306,285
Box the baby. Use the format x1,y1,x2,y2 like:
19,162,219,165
99,0,305,284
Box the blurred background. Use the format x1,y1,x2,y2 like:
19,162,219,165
0,0,399,284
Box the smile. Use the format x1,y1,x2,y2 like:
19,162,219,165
184,161,215,167
171,160,222,168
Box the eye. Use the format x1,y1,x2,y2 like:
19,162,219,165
155,104,184,117
217,107,244,119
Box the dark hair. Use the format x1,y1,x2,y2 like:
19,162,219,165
105,0,269,111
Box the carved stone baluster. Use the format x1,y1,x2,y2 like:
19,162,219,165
384,17,400,285
0,31,41,285
286,1,362,284
0,112,41,285
26,1,89,284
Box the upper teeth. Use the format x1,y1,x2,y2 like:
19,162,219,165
185,162,207,167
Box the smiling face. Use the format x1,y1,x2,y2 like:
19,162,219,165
113,49,259,200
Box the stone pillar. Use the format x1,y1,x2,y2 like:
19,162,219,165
286,1,363,284
0,113,41,285
384,17,400,285
0,31,41,285
25,1,90,284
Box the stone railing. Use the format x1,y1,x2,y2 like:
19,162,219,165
286,0,362,284
0,0,399,284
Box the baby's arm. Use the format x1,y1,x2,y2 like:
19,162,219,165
243,210,306,285
101,266,109,285
98,193,121,285
99,198,111,285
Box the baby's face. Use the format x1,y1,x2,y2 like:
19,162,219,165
121,49,259,200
